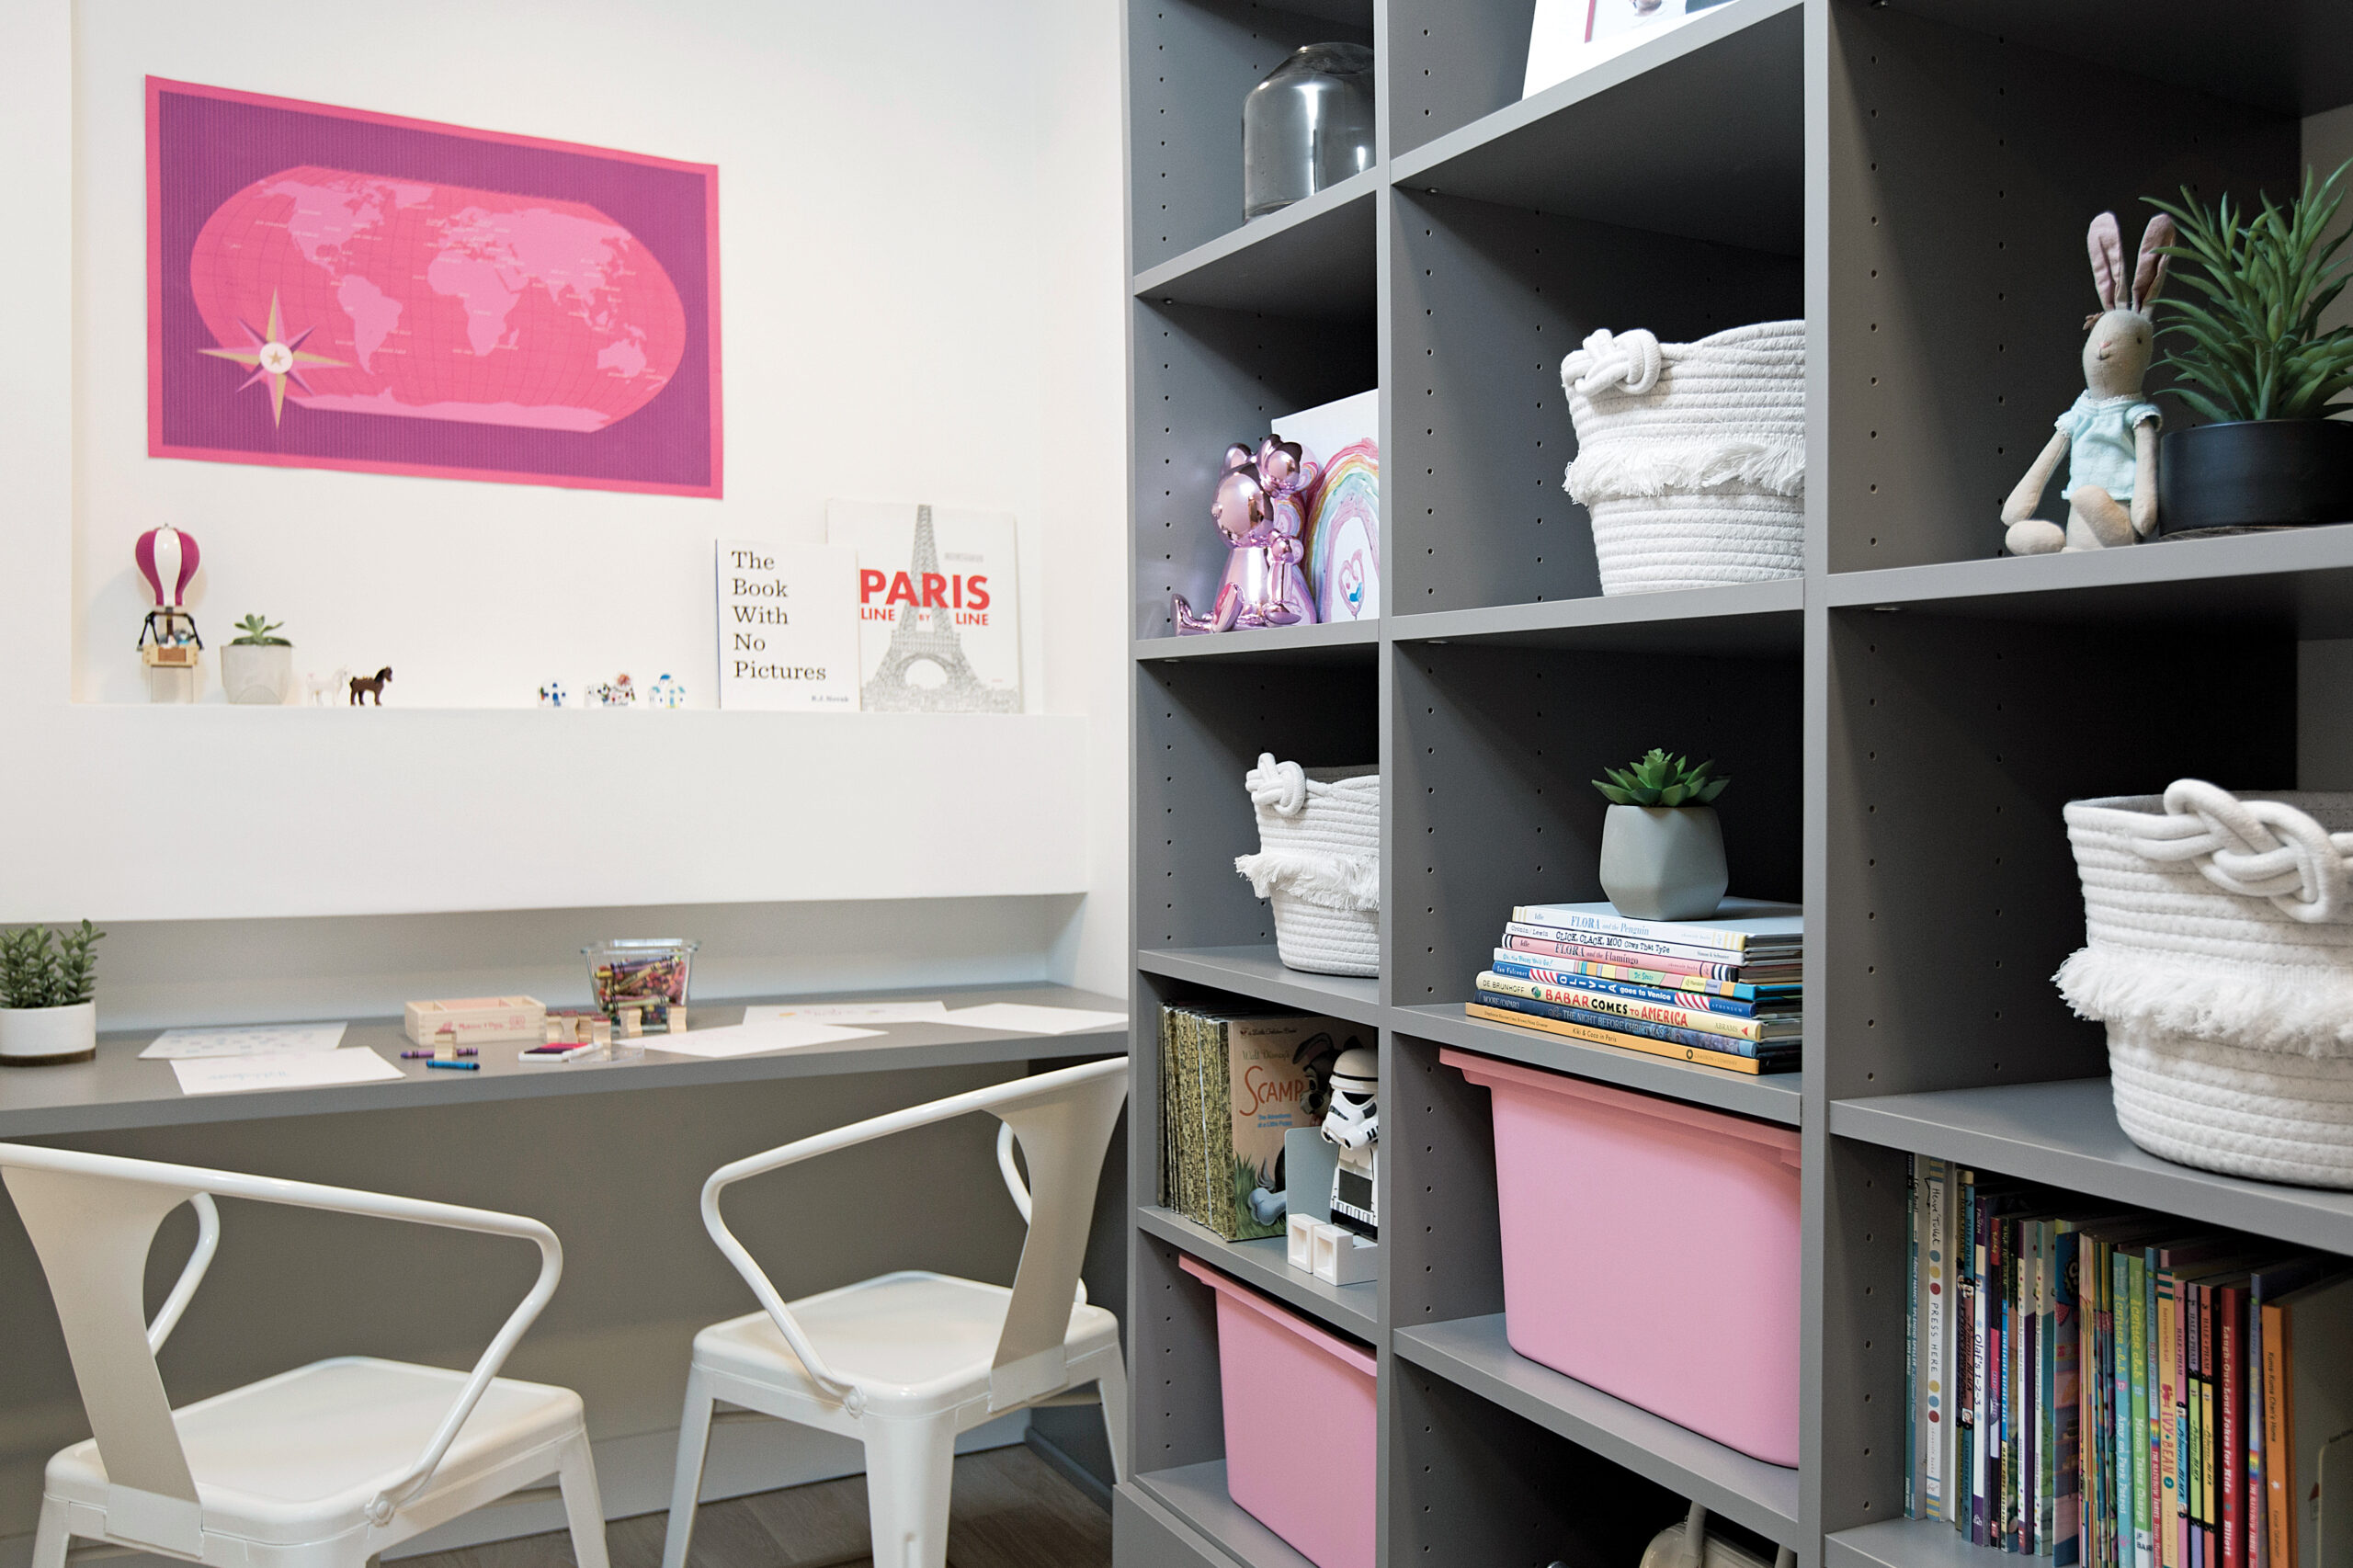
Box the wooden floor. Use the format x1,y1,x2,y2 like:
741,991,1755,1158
398,1445,1110,1568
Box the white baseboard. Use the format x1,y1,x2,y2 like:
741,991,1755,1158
0,1410,1030,1568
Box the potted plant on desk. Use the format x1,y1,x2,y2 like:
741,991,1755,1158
2151,160,2353,535
0,922,105,1065
1593,750,1730,921
222,614,294,705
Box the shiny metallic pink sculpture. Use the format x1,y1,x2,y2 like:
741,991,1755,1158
1173,438,1322,633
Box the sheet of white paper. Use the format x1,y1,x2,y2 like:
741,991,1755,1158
143,1022,349,1060
938,1003,1130,1036
654,1020,884,1060
739,1001,950,1025
171,1049,403,1096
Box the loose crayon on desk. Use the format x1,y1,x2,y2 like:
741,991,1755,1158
402,1047,477,1060
425,1059,480,1072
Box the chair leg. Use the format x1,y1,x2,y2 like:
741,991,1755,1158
860,1415,958,1568
29,1495,68,1568
1095,1353,1131,1486
558,1432,610,1568
660,1367,718,1568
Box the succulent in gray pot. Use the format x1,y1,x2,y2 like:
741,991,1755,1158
0,921,105,1066
222,614,294,705
2149,160,2353,536
1592,751,1730,922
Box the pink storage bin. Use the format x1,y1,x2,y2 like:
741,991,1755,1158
1178,1255,1377,1568
1440,1049,1802,1466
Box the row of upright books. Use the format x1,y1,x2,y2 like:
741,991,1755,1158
1156,1001,1359,1243
1905,1157,2353,1568
1466,896,1802,1075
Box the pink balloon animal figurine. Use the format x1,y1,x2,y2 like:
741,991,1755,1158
1173,437,1322,633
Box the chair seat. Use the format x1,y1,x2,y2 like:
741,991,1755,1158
693,1270,1120,1415
46,1358,585,1546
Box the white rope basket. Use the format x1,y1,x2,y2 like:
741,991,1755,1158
2059,781,2353,1187
1558,321,1806,596
1234,754,1380,978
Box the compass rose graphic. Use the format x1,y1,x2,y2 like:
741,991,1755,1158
199,290,347,426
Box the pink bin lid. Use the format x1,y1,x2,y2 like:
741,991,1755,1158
1176,1254,1379,1376
1438,1047,1801,1168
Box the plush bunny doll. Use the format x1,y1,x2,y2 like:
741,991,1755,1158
2002,211,2177,555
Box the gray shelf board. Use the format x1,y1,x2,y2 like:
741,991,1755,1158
1825,1517,2005,1568
1392,1314,1802,1548
1138,1204,1380,1341
1388,0,1802,256
1132,618,1380,667
1132,169,1378,323
1831,1078,2353,1257
1131,1463,1315,1568
1388,578,1802,655
0,983,1126,1140
1392,1004,1801,1126
1824,526,2353,636
1135,946,1383,1027
1882,0,2353,117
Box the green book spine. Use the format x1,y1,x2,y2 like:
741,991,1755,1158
2132,1251,2152,1568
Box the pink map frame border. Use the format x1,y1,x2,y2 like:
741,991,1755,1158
146,76,722,498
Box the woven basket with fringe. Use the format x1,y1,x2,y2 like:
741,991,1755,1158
1234,755,1380,978
2058,781,2353,1187
1558,321,1806,596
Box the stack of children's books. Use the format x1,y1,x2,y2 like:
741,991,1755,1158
1904,1157,2353,1568
1157,1000,1359,1242
1467,896,1802,1075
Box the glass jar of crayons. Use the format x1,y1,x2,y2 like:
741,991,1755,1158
582,938,698,1061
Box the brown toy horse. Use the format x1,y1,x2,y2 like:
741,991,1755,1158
348,666,392,705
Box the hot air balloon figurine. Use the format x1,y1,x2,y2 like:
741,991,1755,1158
134,525,203,669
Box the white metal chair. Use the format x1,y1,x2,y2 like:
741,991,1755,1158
0,1142,608,1568
660,1056,1130,1568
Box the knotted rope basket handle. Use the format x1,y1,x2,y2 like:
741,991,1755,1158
2120,779,2353,924
1563,327,1664,398
1246,753,1310,817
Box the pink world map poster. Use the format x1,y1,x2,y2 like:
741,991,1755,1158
147,77,722,496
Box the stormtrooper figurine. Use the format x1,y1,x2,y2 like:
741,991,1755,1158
1322,1046,1377,1239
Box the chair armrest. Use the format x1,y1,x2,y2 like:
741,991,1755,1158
146,1194,219,1353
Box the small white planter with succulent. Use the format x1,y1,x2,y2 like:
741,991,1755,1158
0,921,104,1066
221,614,294,705
1593,749,1733,922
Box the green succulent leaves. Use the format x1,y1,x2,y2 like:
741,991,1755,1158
229,614,290,646
0,922,104,1010
1593,749,1730,809
2149,159,2353,425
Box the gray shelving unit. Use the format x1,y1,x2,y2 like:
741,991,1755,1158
1120,4,2353,1567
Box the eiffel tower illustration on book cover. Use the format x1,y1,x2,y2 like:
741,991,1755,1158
864,504,1020,712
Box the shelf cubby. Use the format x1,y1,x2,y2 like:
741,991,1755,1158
1135,1203,1379,1339
1389,1353,1712,1568
1126,1462,1317,1568
1389,637,1802,1012
1390,576,1803,655
1132,298,1377,643
1398,1005,1802,1126
1819,603,2296,1104
1390,187,1802,615
1136,945,1381,1027
1820,0,2305,574
1389,0,1804,255
1127,0,1377,276
1134,168,1379,321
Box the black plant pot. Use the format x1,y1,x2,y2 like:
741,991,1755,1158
2158,418,2353,537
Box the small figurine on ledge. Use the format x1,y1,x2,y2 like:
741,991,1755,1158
348,666,392,705
1172,437,1321,632
2003,211,2176,555
133,524,203,672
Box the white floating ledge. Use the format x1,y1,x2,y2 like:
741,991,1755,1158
7,707,1090,922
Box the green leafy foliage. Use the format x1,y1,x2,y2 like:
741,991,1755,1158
2149,160,2353,424
0,922,105,1009
1593,748,1730,808
229,614,290,646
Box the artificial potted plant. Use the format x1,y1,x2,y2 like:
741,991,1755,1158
2150,160,2353,535
1592,750,1730,921
0,922,105,1065
222,614,293,705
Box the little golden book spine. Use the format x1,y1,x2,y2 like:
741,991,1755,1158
1464,1001,1795,1074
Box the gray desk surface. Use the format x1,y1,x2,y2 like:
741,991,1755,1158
0,982,1130,1139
